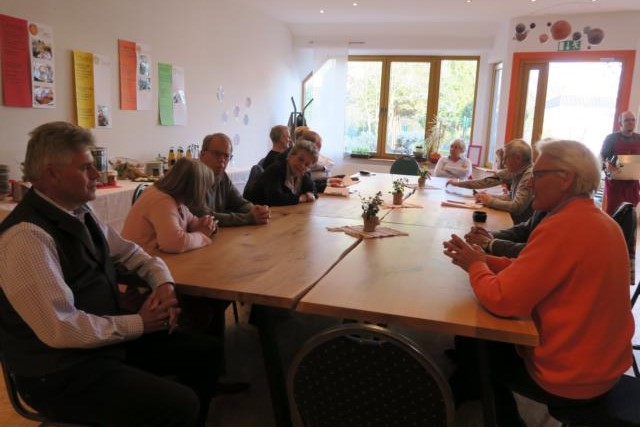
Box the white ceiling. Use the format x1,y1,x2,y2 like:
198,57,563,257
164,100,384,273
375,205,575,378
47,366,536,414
232,0,640,46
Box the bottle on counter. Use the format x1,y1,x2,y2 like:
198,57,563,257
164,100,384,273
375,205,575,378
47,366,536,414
177,146,184,160
186,146,193,159
168,147,176,167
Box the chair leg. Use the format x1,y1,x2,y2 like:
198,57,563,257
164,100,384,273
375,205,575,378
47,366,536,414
232,301,239,324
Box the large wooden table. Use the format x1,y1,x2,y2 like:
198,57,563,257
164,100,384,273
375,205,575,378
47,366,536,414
158,173,538,427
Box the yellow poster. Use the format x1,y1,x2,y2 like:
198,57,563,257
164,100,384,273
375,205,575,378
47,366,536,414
73,50,95,128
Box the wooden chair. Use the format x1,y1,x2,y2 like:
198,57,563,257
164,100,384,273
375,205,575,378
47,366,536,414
548,375,640,426
288,323,454,427
389,156,421,176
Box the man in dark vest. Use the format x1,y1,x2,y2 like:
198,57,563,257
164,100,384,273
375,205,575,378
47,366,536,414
0,121,221,427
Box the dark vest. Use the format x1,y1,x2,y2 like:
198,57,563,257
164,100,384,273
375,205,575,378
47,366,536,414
0,189,124,377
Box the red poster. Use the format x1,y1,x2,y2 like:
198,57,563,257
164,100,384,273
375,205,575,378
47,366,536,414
0,14,31,107
118,39,137,110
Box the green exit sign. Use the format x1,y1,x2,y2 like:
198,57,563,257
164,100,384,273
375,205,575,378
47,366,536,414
558,40,581,51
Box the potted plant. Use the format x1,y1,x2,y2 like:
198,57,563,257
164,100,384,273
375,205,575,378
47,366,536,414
418,166,431,188
425,115,446,164
360,191,383,232
350,146,372,159
390,177,408,205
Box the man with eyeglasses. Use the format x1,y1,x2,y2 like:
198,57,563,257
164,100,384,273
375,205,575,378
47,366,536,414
600,110,640,215
444,139,633,427
194,133,270,227
447,139,534,224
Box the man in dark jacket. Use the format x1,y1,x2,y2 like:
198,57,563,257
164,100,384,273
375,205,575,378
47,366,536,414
0,121,221,427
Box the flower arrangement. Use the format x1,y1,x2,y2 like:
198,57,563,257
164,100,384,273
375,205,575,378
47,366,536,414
391,177,408,195
360,191,383,219
425,115,446,156
418,166,431,180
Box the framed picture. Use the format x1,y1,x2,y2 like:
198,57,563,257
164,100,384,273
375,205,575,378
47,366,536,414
467,145,482,166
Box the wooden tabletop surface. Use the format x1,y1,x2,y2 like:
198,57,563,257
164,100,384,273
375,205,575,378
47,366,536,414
157,213,361,308
296,223,538,346
159,172,537,345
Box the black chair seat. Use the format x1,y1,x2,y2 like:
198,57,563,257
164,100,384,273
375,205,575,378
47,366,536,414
549,375,640,427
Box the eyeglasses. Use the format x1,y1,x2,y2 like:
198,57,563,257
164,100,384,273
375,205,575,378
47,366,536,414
531,169,566,179
206,150,233,160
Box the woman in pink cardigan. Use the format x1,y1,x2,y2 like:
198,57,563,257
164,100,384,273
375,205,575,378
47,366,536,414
122,158,217,253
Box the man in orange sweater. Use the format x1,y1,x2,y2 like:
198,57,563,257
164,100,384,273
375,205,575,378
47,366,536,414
443,139,634,426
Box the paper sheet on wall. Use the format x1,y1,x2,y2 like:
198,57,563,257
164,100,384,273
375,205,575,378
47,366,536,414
73,50,95,128
118,39,137,110
29,22,55,108
93,54,112,128
136,44,152,110
158,63,174,125
172,66,187,125
0,14,31,107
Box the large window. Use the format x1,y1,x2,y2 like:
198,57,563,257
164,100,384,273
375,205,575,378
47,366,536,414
345,56,479,158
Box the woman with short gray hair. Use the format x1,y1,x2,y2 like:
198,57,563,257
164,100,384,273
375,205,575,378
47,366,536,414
433,138,472,179
247,140,318,206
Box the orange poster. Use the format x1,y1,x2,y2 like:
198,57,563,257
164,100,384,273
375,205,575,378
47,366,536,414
118,39,136,110
0,14,31,107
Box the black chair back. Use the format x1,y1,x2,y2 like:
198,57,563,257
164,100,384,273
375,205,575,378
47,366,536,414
288,323,454,427
131,183,150,205
243,164,264,200
389,156,421,176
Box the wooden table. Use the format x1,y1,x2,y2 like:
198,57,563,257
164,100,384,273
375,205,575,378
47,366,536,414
158,214,359,308
157,172,535,427
296,223,537,345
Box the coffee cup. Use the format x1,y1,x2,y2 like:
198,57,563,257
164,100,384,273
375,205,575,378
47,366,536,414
472,210,487,223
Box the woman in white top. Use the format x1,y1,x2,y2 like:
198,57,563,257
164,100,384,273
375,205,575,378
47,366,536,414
433,138,472,179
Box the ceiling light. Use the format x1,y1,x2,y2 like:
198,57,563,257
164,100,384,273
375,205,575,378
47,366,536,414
465,0,472,3
320,9,324,14
353,2,358,6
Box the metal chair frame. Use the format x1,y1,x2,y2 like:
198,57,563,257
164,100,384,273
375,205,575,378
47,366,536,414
0,349,88,427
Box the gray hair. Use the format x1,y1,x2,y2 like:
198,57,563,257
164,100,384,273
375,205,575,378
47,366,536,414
288,140,319,163
155,158,215,210
537,139,601,196
504,139,532,164
449,138,467,153
24,121,95,183
269,125,288,143
201,133,232,153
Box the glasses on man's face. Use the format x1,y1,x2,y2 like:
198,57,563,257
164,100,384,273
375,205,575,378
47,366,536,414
531,169,566,180
207,150,233,160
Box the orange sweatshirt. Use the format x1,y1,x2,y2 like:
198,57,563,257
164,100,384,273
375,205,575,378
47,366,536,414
468,197,634,399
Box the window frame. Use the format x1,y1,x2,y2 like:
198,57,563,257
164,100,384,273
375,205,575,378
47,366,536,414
347,55,480,159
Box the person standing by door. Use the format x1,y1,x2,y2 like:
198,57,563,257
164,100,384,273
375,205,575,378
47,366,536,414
601,110,640,215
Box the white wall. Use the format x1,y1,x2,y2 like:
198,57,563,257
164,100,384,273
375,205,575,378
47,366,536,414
0,0,298,180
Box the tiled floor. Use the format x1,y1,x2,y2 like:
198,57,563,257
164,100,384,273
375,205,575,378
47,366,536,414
2,258,640,427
